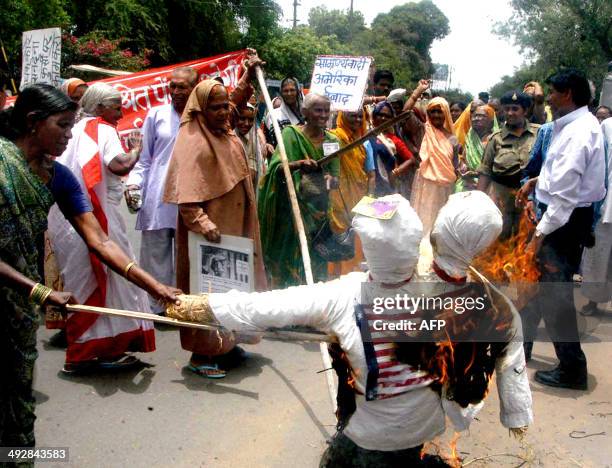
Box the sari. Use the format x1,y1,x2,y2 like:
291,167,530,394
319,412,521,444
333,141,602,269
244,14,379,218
164,79,266,356
258,125,340,288
410,97,457,235
0,137,54,447
455,105,499,192
329,111,368,275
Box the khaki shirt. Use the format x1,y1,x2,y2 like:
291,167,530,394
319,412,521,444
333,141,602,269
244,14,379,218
478,121,540,188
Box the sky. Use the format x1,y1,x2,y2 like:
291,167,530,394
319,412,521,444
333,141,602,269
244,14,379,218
276,0,527,94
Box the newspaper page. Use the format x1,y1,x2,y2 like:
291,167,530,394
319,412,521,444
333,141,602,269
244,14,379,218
188,233,254,293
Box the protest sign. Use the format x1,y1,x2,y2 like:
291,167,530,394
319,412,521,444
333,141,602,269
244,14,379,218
99,50,246,145
6,50,246,147
309,55,372,112
20,28,62,90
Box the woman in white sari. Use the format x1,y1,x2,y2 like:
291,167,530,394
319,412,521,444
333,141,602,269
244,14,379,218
48,83,156,373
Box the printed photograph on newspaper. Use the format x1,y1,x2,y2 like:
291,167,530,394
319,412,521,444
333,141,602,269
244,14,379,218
188,233,254,294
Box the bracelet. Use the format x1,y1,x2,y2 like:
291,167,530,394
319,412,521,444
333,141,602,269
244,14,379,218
123,261,136,278
29,283,53,305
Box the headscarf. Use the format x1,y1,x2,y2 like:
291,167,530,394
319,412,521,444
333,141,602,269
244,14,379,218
419,97,456,184
387,88,407,104
462,105,499,171
60,78,87,97
164,79,250,204
431,191,502,277
372,100,394,118
352,194,423,283
78,82,121,118
453,100,483,146
329,110,368,233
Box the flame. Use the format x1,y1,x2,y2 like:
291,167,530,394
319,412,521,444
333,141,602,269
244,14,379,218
473,212,540,309
444,432,462,468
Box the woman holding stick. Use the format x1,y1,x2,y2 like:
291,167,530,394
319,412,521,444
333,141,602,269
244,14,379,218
258,93,341,288
0,84,179,450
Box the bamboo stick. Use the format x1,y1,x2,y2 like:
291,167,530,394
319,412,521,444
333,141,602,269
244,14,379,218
64,304,337,343
255,66,337,412
317,109,415,166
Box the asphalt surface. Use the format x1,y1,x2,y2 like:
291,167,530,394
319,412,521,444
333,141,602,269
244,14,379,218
31,206,612,467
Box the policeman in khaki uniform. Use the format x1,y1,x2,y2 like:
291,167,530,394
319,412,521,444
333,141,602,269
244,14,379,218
477,91,540,238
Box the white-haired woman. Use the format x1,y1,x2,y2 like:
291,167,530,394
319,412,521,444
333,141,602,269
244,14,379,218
258,93,341,288
47,82,154,373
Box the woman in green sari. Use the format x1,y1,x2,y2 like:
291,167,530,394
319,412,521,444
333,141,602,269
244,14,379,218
258,93,340,288
455,104,498,192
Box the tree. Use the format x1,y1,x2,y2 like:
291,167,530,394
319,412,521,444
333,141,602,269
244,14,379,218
371,0,449,77
492,0,611,95
308,6,366,43
260,26,347,84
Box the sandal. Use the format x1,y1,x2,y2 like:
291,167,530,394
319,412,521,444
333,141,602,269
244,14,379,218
61,361,97,375
98,354,141,370
188,363,227,379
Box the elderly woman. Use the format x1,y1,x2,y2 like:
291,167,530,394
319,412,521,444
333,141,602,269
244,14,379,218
163,55,267,378
410,97,460,235
455,104,498,192
258,93,341,288
0,84,179,448
47,82,158,373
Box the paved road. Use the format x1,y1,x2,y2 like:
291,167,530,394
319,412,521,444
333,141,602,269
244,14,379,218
32,206,612,467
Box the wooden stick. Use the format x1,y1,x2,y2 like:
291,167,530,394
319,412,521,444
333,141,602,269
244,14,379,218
65,304,337,343
318,109,415,166
255,66,337,413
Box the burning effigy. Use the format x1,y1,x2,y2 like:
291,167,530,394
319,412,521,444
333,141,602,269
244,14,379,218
472,212,541,310
164,193,532,466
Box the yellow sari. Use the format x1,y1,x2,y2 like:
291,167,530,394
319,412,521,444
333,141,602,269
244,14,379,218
329,111,368,276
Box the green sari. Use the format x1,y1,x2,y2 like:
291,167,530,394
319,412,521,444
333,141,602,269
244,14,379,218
0,137,54,449
455,120,499,192
258,125,340,288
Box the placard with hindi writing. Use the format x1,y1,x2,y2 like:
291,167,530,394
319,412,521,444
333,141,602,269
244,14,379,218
20,28,62,90
309,55,372,112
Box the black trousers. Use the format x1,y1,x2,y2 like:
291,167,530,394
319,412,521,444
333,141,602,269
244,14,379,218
521,206,592,373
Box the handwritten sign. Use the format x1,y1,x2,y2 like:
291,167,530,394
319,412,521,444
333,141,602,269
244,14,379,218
21,28,62,90
309,55,372,112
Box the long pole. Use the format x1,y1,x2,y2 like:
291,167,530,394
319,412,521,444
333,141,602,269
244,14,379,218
254,66,337,413
318,108,415,166
65,304,337,343
292,0,299,28
0,38,18,94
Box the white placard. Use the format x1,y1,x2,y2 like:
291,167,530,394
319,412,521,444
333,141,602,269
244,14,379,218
188,233,254,293
309,55,372,112
20,28,62,90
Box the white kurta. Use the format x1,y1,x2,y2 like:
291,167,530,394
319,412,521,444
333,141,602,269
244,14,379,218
209,270,533,451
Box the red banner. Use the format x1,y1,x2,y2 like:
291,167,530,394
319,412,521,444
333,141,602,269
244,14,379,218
4,50,247,144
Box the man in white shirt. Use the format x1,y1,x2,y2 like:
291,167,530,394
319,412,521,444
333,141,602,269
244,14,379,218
126,67,197,313
521,69,606,390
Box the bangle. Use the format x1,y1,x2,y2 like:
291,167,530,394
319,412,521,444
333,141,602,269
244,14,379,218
29,283,53,305
123,261,136,278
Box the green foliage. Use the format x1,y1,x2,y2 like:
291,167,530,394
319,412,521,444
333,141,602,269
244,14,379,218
492,0,611,95
436,88,474,104
61,33,152,75
260,26,347,83
305,1,450,88
308,6,366,43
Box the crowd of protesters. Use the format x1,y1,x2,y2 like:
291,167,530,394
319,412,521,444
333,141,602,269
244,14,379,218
0,47,610,462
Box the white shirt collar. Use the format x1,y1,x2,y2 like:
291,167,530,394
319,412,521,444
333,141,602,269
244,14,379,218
553,105,589,131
